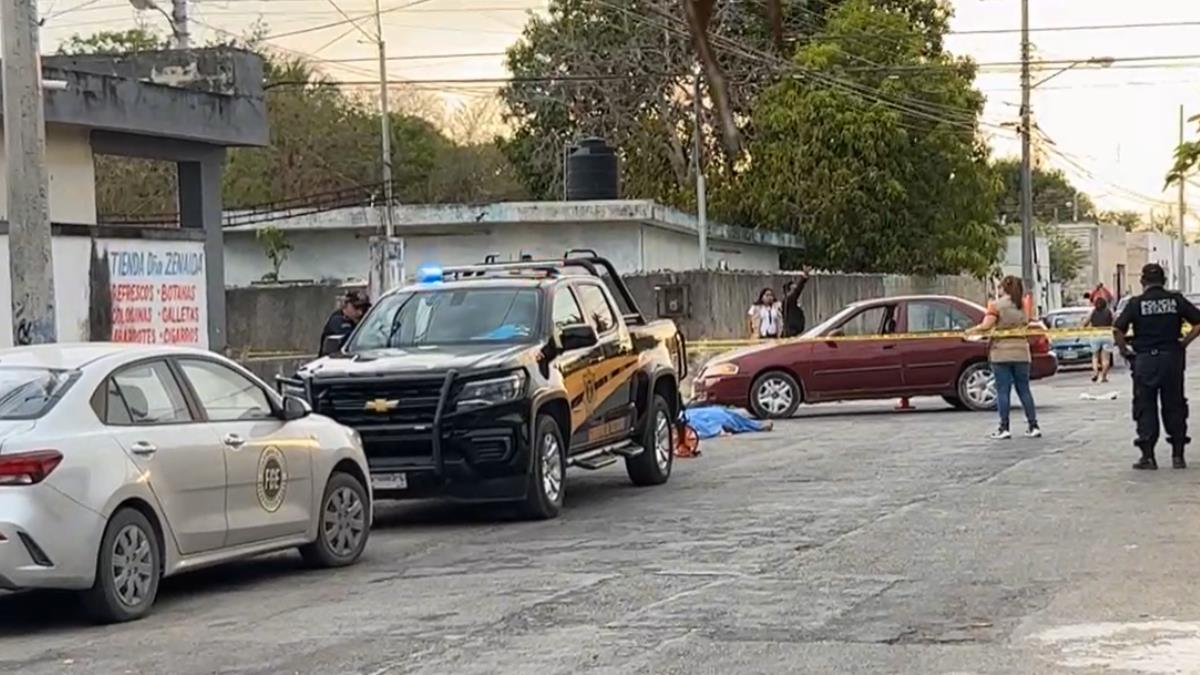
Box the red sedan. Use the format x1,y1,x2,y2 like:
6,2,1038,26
692,295,1058,418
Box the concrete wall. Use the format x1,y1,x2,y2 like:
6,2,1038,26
1060,223,1130,300
224,221,785,287
1126,231,1195,292
226,282,360,356
622,271,987,340
0,125,96,225
222,271,987,367
0,228,206,348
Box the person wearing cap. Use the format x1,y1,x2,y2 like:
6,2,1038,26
1113,263,1200,469
318,289,371,356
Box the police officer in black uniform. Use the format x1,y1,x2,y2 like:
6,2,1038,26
1113,263,1200,469
318,289,370,356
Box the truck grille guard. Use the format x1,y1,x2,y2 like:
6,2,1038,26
277,370,458,476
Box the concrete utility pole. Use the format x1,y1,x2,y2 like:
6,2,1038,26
374,0,399,290
2,0,57,345
1019,0,1035,301
693,76,708,270
171,0,190,49
1179,104,1188,292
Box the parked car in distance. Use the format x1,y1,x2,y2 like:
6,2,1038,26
0,344,372,623
693,295,1058,418
1042,307,1093,368
281,252,686,521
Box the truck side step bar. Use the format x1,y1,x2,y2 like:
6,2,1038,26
568,440,645,470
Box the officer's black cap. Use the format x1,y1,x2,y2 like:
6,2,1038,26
1142,263,1167,285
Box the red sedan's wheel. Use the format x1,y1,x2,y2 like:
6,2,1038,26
749,371,801,419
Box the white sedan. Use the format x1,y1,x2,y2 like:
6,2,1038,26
0,343,372,622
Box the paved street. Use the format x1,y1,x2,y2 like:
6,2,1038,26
5,369,1200,674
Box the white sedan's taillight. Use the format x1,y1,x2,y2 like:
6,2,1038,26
0,450,63,486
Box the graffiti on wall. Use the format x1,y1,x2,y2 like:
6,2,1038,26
107,242,208,348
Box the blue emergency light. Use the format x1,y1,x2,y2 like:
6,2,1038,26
416,265,444,284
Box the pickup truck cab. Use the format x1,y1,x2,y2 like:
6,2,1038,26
280,253,686,519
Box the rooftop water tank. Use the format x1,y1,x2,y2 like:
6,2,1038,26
565,137,619,200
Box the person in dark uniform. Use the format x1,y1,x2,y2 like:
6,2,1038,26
318,289,370,356
781,270,810,338
1113,263,1200,469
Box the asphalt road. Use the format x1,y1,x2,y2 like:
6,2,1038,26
5,369,1200,675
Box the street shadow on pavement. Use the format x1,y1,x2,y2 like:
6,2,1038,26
0,554,309,635
371,474,626,530
788,403,1062,421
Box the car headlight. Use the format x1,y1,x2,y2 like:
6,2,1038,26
455,371,527,411
701,363,739,379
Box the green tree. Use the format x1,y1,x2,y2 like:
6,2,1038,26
1096,209,1142,231
501,0,948,203
724,0,1001,275
1045,227,1084,284
256,225,293,282
58,28,170,55
993,158,1095,224
68,28,526,219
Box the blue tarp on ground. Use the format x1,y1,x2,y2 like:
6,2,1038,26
684,406,770,440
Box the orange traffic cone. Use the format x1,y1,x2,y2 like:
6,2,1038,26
895,397,915,411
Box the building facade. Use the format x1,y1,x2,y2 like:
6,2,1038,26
222,201,804,287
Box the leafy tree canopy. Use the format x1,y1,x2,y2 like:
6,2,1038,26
992,158,1095,225
722,0,1001,276
64,28,526,219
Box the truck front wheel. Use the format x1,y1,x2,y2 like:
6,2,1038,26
520,415,566,519
626,394,673,486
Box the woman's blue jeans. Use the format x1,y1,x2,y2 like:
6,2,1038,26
992,362,1037,430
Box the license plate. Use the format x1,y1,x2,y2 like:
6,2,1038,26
1062,350,1077,359
371,472,407,490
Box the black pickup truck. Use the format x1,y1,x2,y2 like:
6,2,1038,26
279,252,687,519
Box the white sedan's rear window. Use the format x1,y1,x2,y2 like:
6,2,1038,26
0,367,75,420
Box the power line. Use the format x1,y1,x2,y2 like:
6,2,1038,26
316,51,506,63
949,19,1200,36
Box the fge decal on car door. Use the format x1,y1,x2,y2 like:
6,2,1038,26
256,446,288,512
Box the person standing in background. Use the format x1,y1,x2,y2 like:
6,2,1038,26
747,288,783,340
782,270,810,338
1084,295,1115,383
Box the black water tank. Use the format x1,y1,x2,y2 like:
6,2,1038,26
566,137,619,200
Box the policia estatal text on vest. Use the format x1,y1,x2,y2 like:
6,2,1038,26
1113,263,1200,470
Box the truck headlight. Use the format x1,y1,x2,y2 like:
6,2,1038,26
280,381,307,399
455,372,526,411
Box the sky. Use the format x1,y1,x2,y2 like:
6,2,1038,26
33,0,1200,226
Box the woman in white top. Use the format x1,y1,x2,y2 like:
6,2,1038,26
747,288,783,339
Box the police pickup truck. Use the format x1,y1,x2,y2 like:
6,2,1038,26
279,252,686,519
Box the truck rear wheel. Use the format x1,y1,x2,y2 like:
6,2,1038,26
626,394,673,486
520,414,566,520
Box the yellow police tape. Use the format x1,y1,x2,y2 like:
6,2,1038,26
687,325,1163,353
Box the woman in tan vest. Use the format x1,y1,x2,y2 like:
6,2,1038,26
966,276,1042,440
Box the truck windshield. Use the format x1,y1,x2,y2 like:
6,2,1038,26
348,287,541,350
0,367,75,420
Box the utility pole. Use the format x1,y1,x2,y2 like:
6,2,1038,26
1019,0,1035,303
2,0,57,345
374,0,399,290
171,0,189,48
693,76,708,270
1178,105,1189,291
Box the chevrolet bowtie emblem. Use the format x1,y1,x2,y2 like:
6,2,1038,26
364,398,399,413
